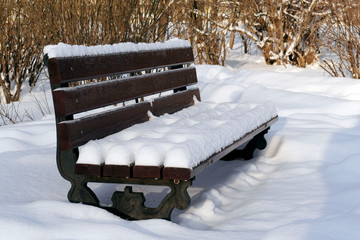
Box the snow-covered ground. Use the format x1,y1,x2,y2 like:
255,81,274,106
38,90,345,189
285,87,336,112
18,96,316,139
1,44,360,239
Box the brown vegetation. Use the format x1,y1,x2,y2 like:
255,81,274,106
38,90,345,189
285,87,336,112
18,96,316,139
321,0,360,79
1,0,176,103
229,0,330,67
0,1,43,103
1,0,360,103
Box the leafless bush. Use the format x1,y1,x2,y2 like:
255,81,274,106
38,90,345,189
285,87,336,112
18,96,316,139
321,0,360,79
0,77,52,125
5,0,358,105
167,0,226,65
31,84,52,117
0,0,43,104
35,0,174,45
0,101,34,125
227,0,331,67
1,0,175,103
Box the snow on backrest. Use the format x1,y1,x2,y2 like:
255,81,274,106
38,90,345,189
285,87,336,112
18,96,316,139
44,38,191,59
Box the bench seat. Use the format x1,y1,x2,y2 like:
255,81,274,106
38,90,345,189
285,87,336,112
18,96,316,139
76,101,277,180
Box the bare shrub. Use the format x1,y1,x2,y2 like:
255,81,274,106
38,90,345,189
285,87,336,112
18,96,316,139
3,0,350,106
31,84,52,117
225,0,330,67
321,0,360,79
0,0,43,103
1,0,175,103
169,0,237,65
0,101,34,125
180,0,331,67
35,0,174,46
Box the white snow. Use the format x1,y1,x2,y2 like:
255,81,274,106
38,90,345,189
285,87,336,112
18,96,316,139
44,38,191,59
1,42,360,239
77,102,277,169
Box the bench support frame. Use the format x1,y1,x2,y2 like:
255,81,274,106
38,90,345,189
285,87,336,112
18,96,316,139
221,128,269,161
109,179,192,220
56,127,272,220
57,149,192,220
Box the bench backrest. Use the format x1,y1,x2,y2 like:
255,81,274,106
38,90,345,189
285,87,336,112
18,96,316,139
47,44,200,153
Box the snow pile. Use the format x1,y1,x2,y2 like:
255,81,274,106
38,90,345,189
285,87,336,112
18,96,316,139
44,38,190,59
77,102,277,168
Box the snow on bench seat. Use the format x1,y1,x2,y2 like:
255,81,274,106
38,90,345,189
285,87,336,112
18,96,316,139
77,101,277,170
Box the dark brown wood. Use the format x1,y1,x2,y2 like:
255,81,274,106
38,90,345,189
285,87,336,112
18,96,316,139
57,88,201,151
48,47,194,85
162,167,191,181
103,165,131,178
133,165,162,179
74,164,102,176
47,58,62,86
53,67,198,117
151,88,201,116
58,102,151,150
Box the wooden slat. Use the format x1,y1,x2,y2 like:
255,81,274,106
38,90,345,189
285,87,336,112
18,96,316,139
53,67,197,117
151,88,201,116
48,47,194,85
58,102,151,151
74,164,102,176
133,165,162,179
103,165,131,178
163,117,278,180
57,89,201,151
162,167,191,181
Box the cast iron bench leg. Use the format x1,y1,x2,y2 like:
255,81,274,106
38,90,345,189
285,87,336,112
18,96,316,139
222,127,270,161
110,179,192,220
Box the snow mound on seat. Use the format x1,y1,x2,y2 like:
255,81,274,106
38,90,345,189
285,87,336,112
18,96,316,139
77,101,277,169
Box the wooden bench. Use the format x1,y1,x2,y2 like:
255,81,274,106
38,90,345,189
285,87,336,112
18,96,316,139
45,40,278,220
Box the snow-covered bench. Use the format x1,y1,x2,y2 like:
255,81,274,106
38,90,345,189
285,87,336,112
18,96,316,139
45,40,278,220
